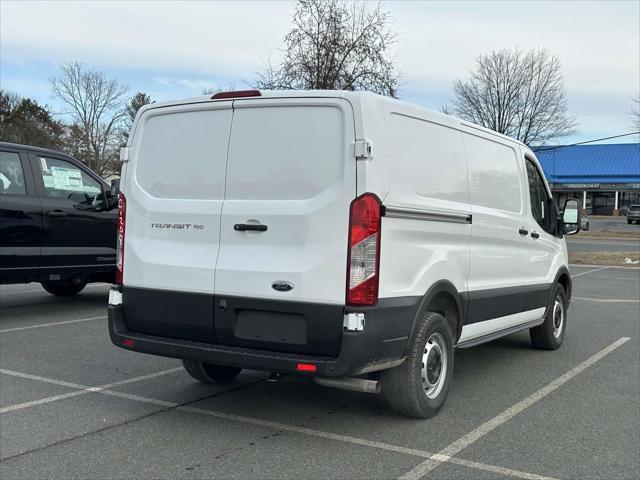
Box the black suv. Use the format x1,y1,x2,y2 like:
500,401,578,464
0,142,117,295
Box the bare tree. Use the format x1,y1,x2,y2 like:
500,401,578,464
449,49,576,146
256,0,399,97
51,62,128,176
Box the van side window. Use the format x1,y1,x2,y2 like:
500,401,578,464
464,134,522,213
526,159,551,231
36,156,104,208
0,151,26,195
389,114,468,204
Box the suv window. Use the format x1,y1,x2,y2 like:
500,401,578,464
526,159,552,232
36,156,104,208
0,151,26,195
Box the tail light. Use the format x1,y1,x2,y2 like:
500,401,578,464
115,193,126,285
346,193,382,306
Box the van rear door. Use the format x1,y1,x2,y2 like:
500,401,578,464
213,98,356,355
123,103,233,341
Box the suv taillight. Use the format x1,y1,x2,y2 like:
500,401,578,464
346,193,381,306
115,193,126,285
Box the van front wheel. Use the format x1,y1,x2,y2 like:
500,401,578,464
530,284,567,350
182,360,242,384
381,311,454,418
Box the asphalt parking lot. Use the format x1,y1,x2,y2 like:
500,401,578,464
1,266,638,480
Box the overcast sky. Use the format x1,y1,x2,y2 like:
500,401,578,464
1,0,638,144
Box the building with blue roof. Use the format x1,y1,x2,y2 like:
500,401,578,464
535,143,640,215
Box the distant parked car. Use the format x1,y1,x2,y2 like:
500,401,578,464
627,205,640,224
0,142,118,295
581,215,590,231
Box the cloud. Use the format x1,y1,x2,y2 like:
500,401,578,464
153,77,218,91
0,1,294,77
1,0,638,143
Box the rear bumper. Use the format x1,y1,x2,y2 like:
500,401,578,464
108,290,419,377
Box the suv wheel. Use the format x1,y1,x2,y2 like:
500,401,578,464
381,311,454,418
530,283,567,350
182,360,242,384
41,280,87,297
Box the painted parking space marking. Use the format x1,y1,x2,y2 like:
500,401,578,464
0,367,182,414
573,296,639,304
0,315,106,333
0,368,558,480
571,266,608,278
397,337,630,480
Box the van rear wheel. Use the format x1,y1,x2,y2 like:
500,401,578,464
381,311,454,418
41,280,87,297
182,360,242,384
530,283,567,350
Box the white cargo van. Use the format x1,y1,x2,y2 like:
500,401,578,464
108,90,581,418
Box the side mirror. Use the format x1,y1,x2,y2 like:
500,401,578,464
110,179,120,197
562,199,581,235
107,179,120,209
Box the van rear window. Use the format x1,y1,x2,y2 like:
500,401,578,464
224,106,344,200
135,108,232,200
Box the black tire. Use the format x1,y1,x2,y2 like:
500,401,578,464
41,280,87,297
530,283,567,350
381,311,454,418
628,220,632,224
182,360,242,384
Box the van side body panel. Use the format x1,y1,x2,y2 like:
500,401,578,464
369,103,471,302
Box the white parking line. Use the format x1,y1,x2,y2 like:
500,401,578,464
0,367,182,414
398,337,631,480
573,296,640,304
97,389,558,480
0,369,558,480
0,315,106,333
571,266,608,278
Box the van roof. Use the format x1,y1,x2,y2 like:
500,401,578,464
141,90,527,150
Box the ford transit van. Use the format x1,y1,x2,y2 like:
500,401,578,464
108,90,580,418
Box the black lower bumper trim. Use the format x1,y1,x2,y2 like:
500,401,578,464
108,295,419,377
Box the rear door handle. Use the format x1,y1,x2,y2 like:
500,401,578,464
234,223,267,232
531,231,540,239
46,210,67,218
518,228,528,236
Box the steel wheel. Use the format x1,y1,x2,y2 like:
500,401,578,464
552,295,565,339
421,332,447,400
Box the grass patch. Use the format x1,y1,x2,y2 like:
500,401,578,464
569,251,640,266
575,230,640,240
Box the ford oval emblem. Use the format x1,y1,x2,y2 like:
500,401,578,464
272,281,294,292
